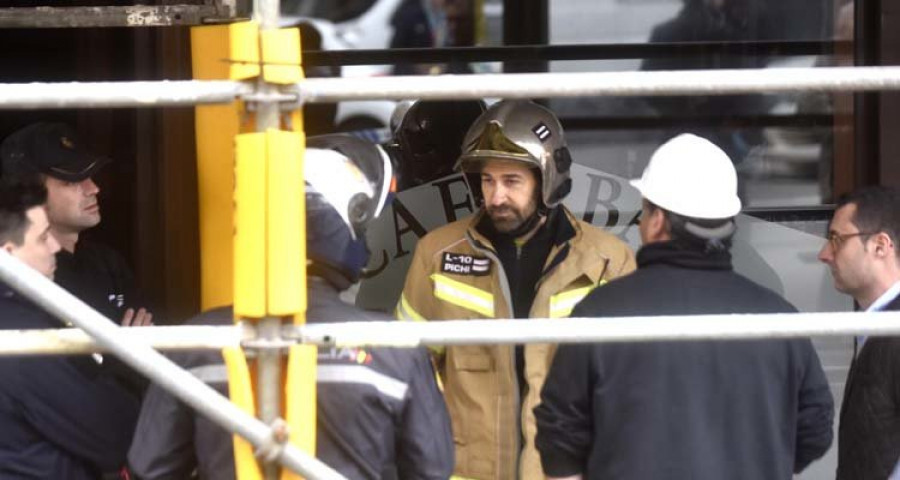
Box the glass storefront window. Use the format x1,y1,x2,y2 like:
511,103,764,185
542,0,855,207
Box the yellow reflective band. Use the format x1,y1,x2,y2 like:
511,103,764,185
549,280,608,318
396,294,425,322
431,274,495,318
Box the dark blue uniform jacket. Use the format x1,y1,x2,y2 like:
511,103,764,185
0,286,140,479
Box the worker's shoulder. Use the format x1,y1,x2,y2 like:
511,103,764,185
414,216,473,254
572,217,633,256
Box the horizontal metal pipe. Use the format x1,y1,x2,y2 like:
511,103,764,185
0,81,251,109
0,66,897,110
297,66,900,103
0,325,248,356
4,310,899,352
294,311,900,348
0,252,345,480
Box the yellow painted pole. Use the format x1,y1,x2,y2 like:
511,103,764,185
192,21,269,480
193,17,315,478
223,346,263,480
281,107,316,480
191,22,260,311
257,27,316,480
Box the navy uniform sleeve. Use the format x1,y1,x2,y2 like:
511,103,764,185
534,341,596,478
396,348,455,480
127,381,196,479
17,355,139,472
793,339,834,473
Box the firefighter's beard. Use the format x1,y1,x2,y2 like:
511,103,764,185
486,199,540,237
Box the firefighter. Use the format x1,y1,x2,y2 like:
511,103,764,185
395,99,636,479
534,133,834,480
127,135,454,480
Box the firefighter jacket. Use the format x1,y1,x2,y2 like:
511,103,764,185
395,206,636,480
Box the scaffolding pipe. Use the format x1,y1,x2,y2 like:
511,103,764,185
0,251,346,480
294,311,900,348
3,310,900,354
2,308,900,352
0,80,251,109
254,1,286,478
0,66,896,109
0,66,896,110
295,66,900,102
0,325,247,355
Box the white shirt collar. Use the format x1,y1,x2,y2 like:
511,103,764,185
866,281,900,312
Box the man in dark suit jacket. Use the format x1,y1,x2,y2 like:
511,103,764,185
819,186,900,479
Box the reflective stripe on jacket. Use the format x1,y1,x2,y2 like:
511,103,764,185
396,206,636,479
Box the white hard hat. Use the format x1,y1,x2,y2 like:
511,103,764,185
630,133,741,219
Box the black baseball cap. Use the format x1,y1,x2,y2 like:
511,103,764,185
0,122,110,182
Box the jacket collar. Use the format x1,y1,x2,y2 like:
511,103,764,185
637,240,733,271
465,206,608,284
467,207,576,248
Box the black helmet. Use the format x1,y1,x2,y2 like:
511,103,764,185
387,99,486,190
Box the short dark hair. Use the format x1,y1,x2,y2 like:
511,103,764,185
836,186,900,248
0,181,47,246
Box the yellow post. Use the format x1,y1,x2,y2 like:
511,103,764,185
281,110,316,480
193,19,314,479
191,21,260,311
223,346,263,480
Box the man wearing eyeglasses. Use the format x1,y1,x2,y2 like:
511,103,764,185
819,186,900,480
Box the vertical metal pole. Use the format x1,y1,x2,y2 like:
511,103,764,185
253,1,282,479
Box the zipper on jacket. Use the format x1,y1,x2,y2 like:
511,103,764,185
466,231,521,477
533,242,570,294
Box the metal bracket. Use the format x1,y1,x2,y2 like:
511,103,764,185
241,337,296,352
0,1,251,28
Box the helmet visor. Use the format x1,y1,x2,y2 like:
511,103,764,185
307,134,393,222
456,121,539,173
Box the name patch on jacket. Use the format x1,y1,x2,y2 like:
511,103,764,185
441,253,491,276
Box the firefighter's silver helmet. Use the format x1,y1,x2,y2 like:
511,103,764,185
456,100,572,209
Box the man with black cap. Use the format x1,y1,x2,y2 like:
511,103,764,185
0,122,151,328
534,134,834,480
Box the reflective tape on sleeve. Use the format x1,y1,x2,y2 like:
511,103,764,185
430,274,494,318
549,280,607,318
395,293,425,322
317,364,409,401
187,363,229,384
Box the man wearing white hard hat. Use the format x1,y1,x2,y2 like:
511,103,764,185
534,133,834,480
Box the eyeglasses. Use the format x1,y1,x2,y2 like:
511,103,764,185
826,231,877,250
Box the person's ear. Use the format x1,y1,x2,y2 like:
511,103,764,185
2,242,15,255
873,232,895,258
646,208,669,242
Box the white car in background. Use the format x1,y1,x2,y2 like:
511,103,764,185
282,0,407,134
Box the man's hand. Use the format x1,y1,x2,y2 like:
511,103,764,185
120,308,153,327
